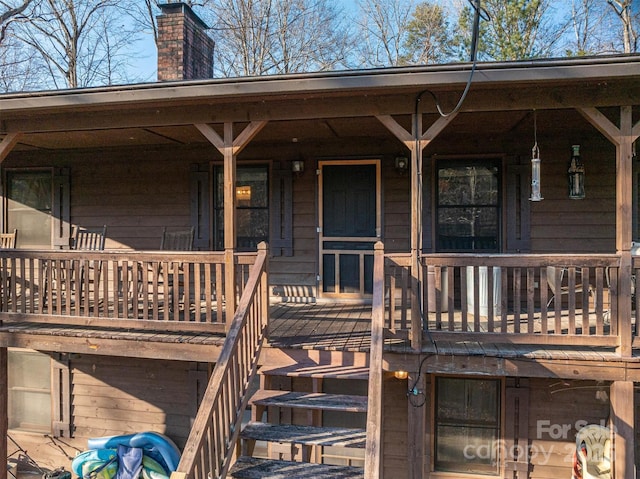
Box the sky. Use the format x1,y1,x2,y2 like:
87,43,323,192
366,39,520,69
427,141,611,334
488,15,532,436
128,0,367,83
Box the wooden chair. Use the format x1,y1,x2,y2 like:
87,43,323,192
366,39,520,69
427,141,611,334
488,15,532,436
0,229,17,307
160,227,195,251
547,266,594,308
0,229,17,249
71,225,107,301
160,227,195,312
73,225,107,251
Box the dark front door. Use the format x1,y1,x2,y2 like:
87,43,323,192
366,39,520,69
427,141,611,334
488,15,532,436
319,161,380,297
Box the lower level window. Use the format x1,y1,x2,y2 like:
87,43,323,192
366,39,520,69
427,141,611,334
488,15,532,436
8,349,52,433
435,377,501,475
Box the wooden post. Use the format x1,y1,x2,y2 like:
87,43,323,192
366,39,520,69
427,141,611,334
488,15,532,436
407,370,426,479
194,120,268,327
610,380,635,479
376,113,457,351
410,114,422,350
365,241,385,479
223,122,237,324
616,107,634,357
578,106,640,357
0,347,7,479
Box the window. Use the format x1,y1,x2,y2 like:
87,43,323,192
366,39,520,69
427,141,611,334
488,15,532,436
213,165,269,251
6,170,53,248
434,377,501,475
8,349,52,433
436,160,500,252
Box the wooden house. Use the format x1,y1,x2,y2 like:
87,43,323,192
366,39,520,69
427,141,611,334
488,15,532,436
0,3,639,479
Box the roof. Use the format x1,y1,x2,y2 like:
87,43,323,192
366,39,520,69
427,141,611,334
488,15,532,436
0,55,638,145
0,55,639,113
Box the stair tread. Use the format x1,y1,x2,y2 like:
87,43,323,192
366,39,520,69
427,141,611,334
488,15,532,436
241,421,366,448
229,457,364,479
250,390,368,413
259,364,369,380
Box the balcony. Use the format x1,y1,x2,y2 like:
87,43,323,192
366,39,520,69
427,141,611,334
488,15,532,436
383,253,632,354
0,249,636,357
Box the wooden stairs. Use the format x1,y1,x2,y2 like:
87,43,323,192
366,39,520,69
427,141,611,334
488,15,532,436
229,364,370,479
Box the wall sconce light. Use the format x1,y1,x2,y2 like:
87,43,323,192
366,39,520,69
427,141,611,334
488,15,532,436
394,370,408,380
395,156,409,175
568,144,585,199
236,185,251,201
292,159,305,175
530,110,543,201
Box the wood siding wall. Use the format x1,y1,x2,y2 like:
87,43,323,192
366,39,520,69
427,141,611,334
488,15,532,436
70,354,207,448
382,375,410,479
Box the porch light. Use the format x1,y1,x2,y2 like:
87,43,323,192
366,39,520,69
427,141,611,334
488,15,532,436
568,144,585,199
394,370,408,380
395,156,409,175
530,110,543,201
292,159,305,174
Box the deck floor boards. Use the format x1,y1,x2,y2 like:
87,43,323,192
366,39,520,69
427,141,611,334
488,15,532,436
0,301,634,362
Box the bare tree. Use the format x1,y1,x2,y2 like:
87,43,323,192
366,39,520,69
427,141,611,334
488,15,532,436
565,0,607,55
0,1,46,92
209,0,351,77
1,0,32,43
15,0,140,88
355,0,416,67
607,0,638,52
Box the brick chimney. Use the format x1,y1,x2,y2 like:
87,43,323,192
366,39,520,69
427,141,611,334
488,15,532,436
157,2,214,81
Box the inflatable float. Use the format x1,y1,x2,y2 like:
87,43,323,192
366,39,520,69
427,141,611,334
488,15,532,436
71,432,181,479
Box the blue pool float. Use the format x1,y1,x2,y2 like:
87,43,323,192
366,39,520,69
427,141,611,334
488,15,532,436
86,432,181,473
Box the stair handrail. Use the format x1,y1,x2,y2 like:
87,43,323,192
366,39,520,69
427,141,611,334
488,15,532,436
365,241,384,478
171,242,269,479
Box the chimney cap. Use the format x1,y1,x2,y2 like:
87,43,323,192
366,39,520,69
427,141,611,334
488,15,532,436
157,2,210,30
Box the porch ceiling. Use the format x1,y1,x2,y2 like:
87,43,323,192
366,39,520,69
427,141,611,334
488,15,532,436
5,108,614,152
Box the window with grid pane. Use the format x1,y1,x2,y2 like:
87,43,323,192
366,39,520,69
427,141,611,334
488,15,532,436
212,165,269,251
436,160,500,252
434,377,501,475
8,350,51,433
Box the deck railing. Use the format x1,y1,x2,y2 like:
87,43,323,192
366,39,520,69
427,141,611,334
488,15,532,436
385,253,621,347
172,242,269,479
0,249,257,331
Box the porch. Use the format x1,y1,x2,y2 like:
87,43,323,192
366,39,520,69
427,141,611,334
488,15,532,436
0,248,637,357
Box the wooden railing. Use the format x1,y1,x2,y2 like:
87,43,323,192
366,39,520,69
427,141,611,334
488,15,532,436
385,254,621,347
0,249,257,331
171,242,269,479
364,242,384,479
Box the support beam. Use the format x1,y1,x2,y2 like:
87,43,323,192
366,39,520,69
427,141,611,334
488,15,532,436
376,113,458,351
223,123,236,323
0,133,21,164
610,381,635,479
410,114,423,351
407,371,426,479
0,348,6,479
577,106,639,357
195,120,269,324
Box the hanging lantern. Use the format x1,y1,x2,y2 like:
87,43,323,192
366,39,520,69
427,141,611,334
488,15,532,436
530,111,543,201
568,144,585,199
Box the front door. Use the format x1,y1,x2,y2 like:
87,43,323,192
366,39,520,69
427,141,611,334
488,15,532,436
318,160,380,297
